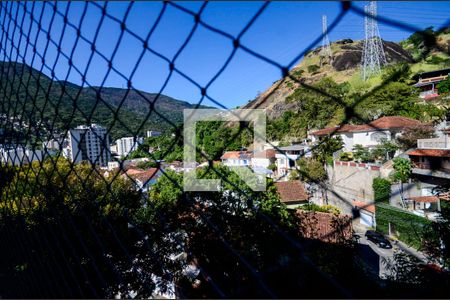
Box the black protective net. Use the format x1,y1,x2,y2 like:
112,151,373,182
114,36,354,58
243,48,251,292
0,1,449,298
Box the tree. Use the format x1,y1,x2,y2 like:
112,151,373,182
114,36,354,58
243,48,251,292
392,157,412,183
353,144,373,163
352,81,438,122
312,135,343,164
396,125,436,150
297,158,327,183
135,160,158,169
437,77,450,94
371,138,399,162
381,62,412,83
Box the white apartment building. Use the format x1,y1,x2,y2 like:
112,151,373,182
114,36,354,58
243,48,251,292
65,124,111,167
116,136,143,157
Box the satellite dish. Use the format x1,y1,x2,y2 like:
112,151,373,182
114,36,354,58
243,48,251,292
425,203,431,209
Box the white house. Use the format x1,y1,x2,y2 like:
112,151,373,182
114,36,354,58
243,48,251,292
220,151,252,167
309,116,424,152
251,149,276,169
275,144,311,177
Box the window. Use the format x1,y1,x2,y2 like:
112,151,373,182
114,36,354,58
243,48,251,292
370,132,387,142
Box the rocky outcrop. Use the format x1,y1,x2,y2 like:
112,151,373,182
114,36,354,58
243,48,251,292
244,39,414,118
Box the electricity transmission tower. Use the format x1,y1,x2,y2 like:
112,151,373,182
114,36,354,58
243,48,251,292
320,15,332,66
361,1,387,80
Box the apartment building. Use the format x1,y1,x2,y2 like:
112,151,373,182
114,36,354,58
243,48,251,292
116,136,144,157
65,124,111,167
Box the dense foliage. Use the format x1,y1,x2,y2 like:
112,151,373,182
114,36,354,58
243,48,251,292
373,178,391,203
375,202,430,249
0,62,202,141
267,74,445,143
392,157,412,183
297,158,327,183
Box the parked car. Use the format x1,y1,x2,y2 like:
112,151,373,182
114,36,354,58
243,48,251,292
365,230,392,249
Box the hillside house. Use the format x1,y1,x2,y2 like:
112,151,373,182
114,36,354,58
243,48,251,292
123,167,162,193
275,180,309,209
309,116,423,152
275,144,311,177
251,149,276,169
390,132,450,220
413,67,450,99
221,151,252,167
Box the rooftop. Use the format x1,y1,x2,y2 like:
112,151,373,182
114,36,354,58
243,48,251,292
275,181,308,203
408,149,450,158
352,200,375,214
124,167,160,185
220,151,253,160
277,144,308,151
408,195,439,203
253,149,276,159
311,116,423,136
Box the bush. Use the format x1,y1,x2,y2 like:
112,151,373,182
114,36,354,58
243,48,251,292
298,203,340,215
339,152,353,161
373,178,391,203
437,77,450,94
307,64,320,74
353,144,373,163
288,169,300,181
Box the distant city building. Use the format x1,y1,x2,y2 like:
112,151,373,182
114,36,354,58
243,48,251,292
116,136,144,157
146,130,162,138
42,138,68,152
0,146,43,166
65,124,111,167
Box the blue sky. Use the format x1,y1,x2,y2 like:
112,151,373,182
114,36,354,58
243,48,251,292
2,1,449,109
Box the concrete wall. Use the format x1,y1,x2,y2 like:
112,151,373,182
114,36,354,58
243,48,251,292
325,162,381,215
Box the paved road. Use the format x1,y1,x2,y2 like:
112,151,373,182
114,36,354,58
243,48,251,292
354,231,428,278
355,233,394,278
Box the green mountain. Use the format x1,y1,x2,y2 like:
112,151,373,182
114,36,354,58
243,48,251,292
0,62,203,141
243,28,450,142
245,29,449,116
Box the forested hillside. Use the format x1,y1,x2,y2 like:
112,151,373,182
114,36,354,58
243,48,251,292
0,62,205,141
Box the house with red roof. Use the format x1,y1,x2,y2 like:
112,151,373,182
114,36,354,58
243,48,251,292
309,116,423,152
220,151,253,167
275,180,309,208
122,167,162,193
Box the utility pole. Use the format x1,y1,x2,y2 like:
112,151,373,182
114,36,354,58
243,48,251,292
320,15,332,66
361,1,387,80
